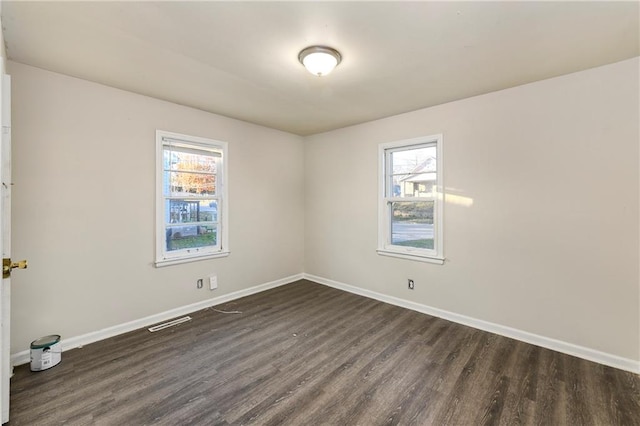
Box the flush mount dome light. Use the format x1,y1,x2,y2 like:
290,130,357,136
298,46,342,76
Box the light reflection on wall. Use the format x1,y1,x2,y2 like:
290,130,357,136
438,189,474,207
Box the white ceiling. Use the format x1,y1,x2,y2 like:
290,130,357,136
2,1,638,136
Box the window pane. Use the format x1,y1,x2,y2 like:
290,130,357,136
163,149,217,173
165,225,217,251
390,146,436,197
165,171,216,196
391,201,434,249
166,200,218,224
157,132,228,264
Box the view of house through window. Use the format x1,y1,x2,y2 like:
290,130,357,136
389,145,437,249
156,131,229,266
378,135,443,263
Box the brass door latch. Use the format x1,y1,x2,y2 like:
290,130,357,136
3,258,27,278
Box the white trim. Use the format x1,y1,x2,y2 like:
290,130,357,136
154,250,230,267
378,134,444,262
376,249,445,264
155,130,230,266
303,273,640,374
10,273,303,367
12,271,637,374
0,73,10,424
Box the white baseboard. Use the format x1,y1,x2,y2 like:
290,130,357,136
303,273,640,374
13,272,638,374
11,273,304,367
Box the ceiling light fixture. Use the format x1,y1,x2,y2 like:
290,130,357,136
298,46,342,77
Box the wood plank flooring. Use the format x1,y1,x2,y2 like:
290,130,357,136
8,280,640,425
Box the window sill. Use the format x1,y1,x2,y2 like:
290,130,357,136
376,249,444,265
155,251,230,268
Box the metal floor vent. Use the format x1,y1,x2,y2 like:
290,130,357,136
148,316,192,332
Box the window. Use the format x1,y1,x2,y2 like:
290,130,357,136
378,135,444,264
155,130,229,266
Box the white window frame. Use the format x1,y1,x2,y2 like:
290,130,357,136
155,130,229,267
377,134,444,264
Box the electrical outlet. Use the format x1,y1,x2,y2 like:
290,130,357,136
209,275,218,290
196,279,203,289
408,279,414,290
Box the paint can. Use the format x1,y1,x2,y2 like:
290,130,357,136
30,335,61,372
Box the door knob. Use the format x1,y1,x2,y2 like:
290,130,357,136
3,258,27,278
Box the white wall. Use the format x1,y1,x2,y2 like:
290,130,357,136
305,58,640,363
0,3,5,72
8,56,639,369
8,61,305,352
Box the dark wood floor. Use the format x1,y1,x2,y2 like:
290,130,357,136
8,280,640,425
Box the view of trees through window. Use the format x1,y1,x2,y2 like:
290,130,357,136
163,148,219,252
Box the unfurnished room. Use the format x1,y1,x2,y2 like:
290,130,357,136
0,1,637,425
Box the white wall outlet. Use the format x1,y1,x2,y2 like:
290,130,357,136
209,275,218,290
